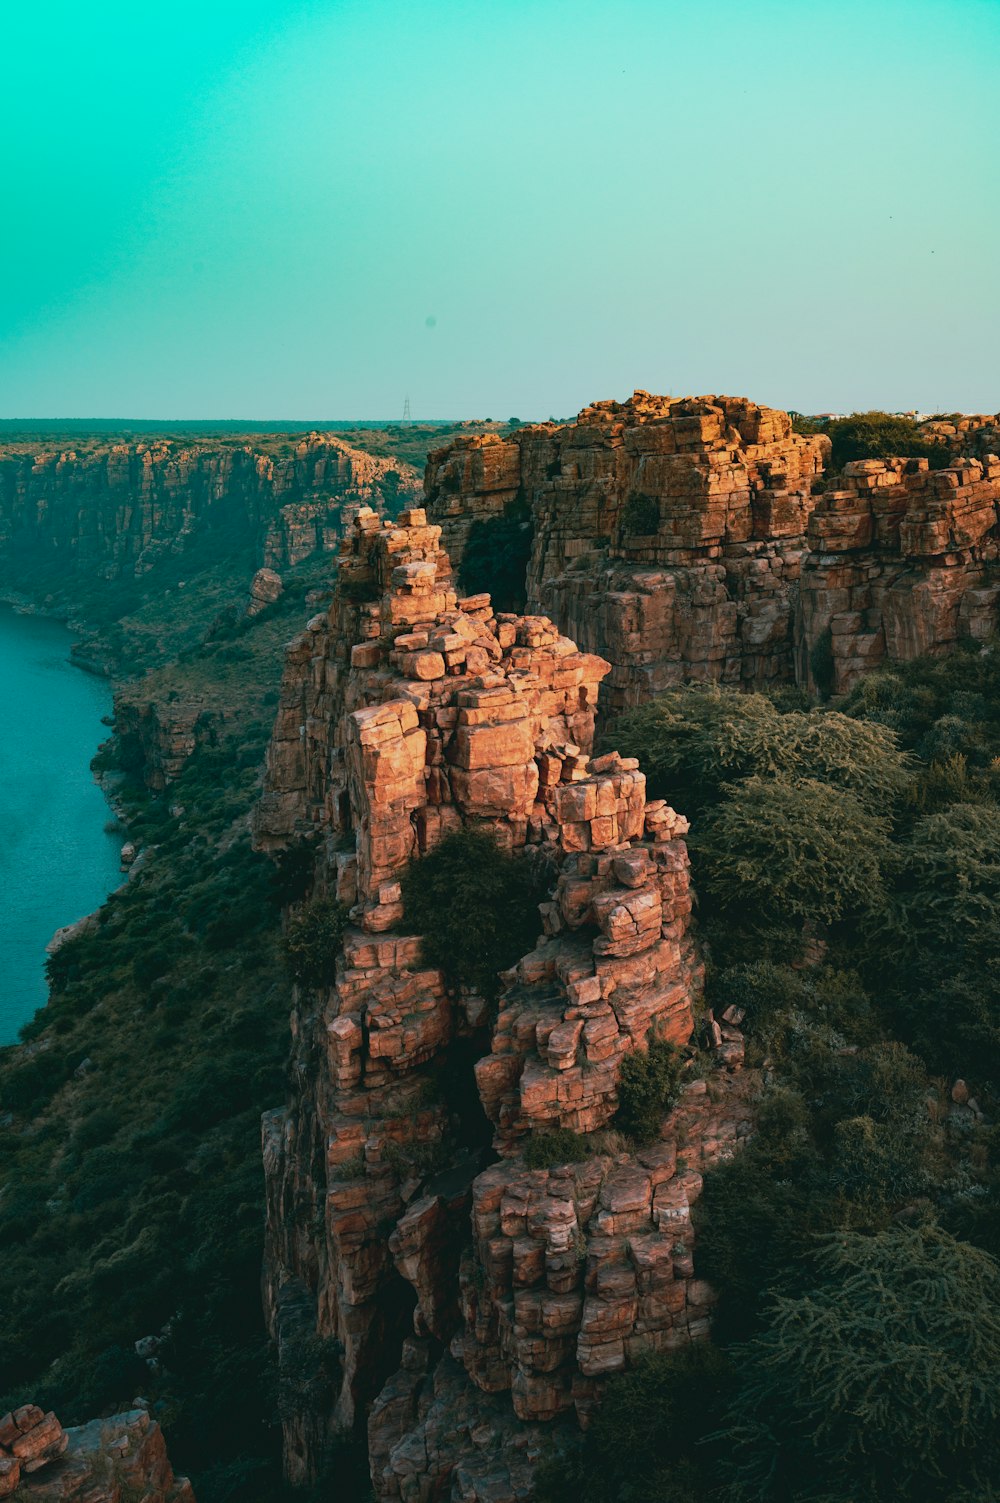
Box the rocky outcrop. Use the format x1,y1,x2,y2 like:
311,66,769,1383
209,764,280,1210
0,435,419,585
425,393,829,711
425,393,1000,707
0,1407,192,1502
245,566,284,618
798,454,1000,693
113,694,222,791
256,508,748,1499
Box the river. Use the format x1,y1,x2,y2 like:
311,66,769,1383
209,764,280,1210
0,604,122,1043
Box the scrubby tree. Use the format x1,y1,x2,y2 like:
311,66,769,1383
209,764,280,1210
283,895,348,988
536,1344,733,1503
719,1225,1000,1503
694,776,890,934
823,411,950,470
401,830,550,1001
615,1034,684,1142
893,801,1000,949
609,686,910,815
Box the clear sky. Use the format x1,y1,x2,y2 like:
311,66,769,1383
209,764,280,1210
2,0,998,419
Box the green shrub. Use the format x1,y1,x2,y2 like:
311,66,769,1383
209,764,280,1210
523,1129,589,1169
695,775,890,932
608,685,910,815
615,1034,683,1143
283,896,349,988
823,411,951,470
892,801,1000,950
401,831,549,1002
719,1225,1000,1503
536,1344,733,1503
621,493,660,536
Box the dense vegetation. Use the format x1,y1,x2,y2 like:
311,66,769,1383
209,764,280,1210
792,409,951,470
544,654,1000,1502
401,829,550,1002
0,532,352,1498
0,721,291,1500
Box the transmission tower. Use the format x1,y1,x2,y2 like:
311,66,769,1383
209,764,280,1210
402,396,412,423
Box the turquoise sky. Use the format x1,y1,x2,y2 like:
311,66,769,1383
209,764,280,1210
2,0,998,418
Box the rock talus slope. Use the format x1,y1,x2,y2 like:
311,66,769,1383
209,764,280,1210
255,509,750,1498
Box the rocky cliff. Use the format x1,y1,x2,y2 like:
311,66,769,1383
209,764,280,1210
0,434,420,583
255,508,750,1498
798,453,1000,693
0,1406,192,1502
425,392,1000,702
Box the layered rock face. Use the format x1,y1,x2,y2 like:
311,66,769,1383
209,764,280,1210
425,393,1000,706
0,435,419,583
425,393,829,710
0,1406,192,1501
113,695,222,792
256,509,749,1499
798,454,1000,692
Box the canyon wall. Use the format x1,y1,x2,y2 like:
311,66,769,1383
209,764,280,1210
0,435,419,583
425,393,1000,703
255,509,750,1498
798,453,1000,693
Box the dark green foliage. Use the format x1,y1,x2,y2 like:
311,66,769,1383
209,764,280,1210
892,801,1000,947
719,1226,1000,1503
715,962,877,1058
822,411,951,470
607,686,909,816
615,1035,683,1143
695,776,889,931
621,493,660,536
543,646,1000,1503
458,498,533,612
523,1128,589,1169
842,637,1000,767
401,831,549,1002
0,724,289,1501
873,801,1000,1078
283,895,349,988
537,1344,733,1503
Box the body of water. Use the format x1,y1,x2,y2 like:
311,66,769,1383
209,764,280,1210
0,604,122,1043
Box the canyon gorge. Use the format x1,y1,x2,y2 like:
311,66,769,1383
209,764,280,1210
3,393,1000,1502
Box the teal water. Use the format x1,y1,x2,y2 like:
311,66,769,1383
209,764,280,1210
0,605,122,1043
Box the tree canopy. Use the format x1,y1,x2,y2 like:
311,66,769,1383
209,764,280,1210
720,1225,1000,1503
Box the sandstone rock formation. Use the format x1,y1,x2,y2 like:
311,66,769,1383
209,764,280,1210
798,454,1000,693
425,392,1000,705
0,1407,191,1502
112,695,221,792
425,393,829,710
256,508,750,1499
0,434,419,584
245,566,284,617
